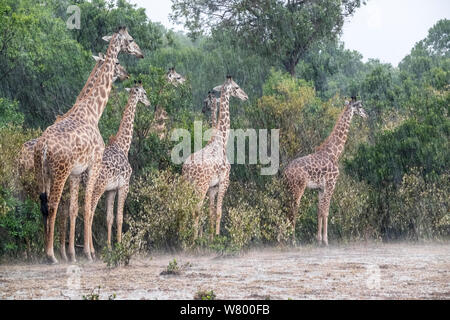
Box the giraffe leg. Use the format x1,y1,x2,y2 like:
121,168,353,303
193,185,208,241
58,199,69,262
46,172,71,264
193,199,204,240
88,179,108,259
288,181,306,245
323,215,329,246
83,161,102,261
215,178,229,236
208,187,218,241
105,191,117,248
318,184,335,247
317,213,323,245
67,175,80,262
116,185,129,244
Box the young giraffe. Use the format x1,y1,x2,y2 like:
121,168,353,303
34,27,143,264
88,71,186,250
18,55,128,261
182,76,248,239
283,97,367,245
87,81,150,250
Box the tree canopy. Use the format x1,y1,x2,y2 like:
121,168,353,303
171,0,364,75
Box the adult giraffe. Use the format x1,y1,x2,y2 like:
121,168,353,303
19,55,128,262
34,27,143,264
182,76,248,239
283,97,367,245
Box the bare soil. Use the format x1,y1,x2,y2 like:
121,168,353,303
0,242,449,300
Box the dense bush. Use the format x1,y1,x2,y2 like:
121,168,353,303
126,170,199,251
0,125,43,261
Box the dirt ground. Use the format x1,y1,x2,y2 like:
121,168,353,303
0,242,449,300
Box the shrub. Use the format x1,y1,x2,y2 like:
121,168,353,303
194,289,216,300
390,170,449,240
101,232,136,268
0,125,43,261
126,169,199,251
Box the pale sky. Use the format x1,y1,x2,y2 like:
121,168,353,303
129,0,450,67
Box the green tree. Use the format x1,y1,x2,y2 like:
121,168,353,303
171,0,364,76
0,0,91,127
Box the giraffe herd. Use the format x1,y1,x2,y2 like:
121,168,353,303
18,26,367,264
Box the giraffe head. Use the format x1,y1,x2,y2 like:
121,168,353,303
102,26,144,58
92,54,129,82
213,76,248,101
202,91,217,114
125,80,151,107
167,67,186,86
154,106,169,121
348,96,367,119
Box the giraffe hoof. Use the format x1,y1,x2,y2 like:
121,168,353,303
84,252,93,262
46,255,59,265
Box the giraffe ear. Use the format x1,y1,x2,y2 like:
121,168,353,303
92,55,103,62
125,88,131,92
212,85,222,93
102,35,112,42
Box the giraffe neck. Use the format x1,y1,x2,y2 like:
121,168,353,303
211,97,218,128
317,105,354,161
71,34,120,124
55,60,103,123
211,88,231,148
75,60,103,104
110,93,139,155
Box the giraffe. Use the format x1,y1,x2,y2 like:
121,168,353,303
86,71,186,251
146,67,185,140
86,81,150,251
34,26,143,264
18,53,128,175
202,91,219,128
283,97,367,245
150,106,169,139
167,67,186,86
18,55,128,261
182,76,248,240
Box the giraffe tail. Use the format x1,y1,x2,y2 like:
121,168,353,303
39,145,49,229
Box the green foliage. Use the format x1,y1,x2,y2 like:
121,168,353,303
0,0,92,128
52,0,163,54
126,170,199,251
194,289,216,300
0,193,43,260
82,286,117,300
346,90,449,187
101,233,135,268
0,98,24,128
0,125,43,260
160,258,191,275
171,0,364,75
0,125,39,193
